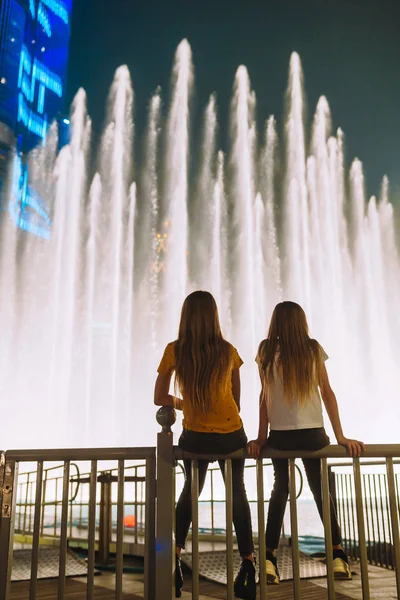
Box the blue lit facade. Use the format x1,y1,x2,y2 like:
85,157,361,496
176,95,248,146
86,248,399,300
0,0,72,237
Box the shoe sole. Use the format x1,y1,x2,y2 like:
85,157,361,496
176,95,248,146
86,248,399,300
334,571,352,580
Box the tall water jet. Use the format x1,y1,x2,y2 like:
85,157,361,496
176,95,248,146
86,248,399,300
94,66,134,442
54,89,90,431
163,39,193,340
230,65,257,355
213,150,232,335
284,52,310,309
142,89,162,355
260,116,282,318
254,193,266,335
192,94,217,287
84,173,102,431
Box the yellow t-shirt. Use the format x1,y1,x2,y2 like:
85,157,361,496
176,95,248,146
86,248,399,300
157,341,243,434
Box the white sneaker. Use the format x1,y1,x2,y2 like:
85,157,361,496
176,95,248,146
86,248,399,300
266,558,280,585
333,556,352,580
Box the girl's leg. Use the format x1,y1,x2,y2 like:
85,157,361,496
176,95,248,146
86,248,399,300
265,459,289,552
302,458,342,546
175,459,209,555
218,459,254,559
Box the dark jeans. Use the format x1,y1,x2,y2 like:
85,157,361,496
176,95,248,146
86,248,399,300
176,427,254,556
265,428,342,550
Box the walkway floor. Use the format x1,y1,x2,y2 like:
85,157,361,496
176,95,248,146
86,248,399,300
9,562,399,599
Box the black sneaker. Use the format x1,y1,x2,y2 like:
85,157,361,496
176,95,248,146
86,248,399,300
265,551,280,585
333,549,352,580
234,558,256,600
175,555,184,597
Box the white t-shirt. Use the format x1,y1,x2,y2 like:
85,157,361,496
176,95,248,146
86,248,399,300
257,344,328,431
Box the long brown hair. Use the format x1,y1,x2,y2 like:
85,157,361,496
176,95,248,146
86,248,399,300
174,291,231,415
257,301,323,405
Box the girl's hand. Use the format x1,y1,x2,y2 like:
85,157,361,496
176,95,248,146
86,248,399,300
337,436,365,457
247,439,264,459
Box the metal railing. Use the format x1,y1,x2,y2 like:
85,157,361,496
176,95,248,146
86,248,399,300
14,453,301,546
0,447,156,600
1,418,400,600
14,460,149,559
329,459,400,569
155,407,400,600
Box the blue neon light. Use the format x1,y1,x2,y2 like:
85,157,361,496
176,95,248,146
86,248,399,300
8,157,51,240
17,42,63,139
38,3,52,37
0,0,72,239
38,83,45,114
41,0,69,24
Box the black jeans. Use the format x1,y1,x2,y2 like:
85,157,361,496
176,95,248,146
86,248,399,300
265,428,342,550
176,427,254,556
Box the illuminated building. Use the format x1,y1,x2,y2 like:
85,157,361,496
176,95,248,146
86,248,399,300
0,0,73,236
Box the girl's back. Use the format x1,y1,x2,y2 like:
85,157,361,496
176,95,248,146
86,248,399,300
158,339,243,433
257,336,327,431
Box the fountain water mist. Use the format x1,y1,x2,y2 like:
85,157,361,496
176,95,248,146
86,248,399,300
1,42,399,448
230,66,257,356
163,40,193,341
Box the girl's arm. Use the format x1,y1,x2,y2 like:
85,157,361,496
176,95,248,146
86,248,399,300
247,375,269,459
232,369,241,411
256,392,269,445
319,363,364,457
154,374,183,411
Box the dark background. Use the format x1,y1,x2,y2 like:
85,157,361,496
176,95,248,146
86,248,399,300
66,0,400,197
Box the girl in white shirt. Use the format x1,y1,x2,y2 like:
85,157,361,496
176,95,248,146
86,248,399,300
248,301,364,585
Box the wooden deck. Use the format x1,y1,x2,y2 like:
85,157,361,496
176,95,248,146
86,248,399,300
8,573,356,600
10,560,399,600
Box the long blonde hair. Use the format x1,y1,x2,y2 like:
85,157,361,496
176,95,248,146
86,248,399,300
257,301,323,405
174,291,230,415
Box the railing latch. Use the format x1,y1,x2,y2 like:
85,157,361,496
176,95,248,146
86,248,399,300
1,463,14,519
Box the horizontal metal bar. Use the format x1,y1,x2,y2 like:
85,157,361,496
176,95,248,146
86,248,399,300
329,459,400,468
6,447,156,462
174,444,400,461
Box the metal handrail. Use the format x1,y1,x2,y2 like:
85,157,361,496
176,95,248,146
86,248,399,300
175,443,400,460
6,447,157,461
155,407,400,600
1,429,400,600
0,447,157,600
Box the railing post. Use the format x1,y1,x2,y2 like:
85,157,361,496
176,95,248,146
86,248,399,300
0,458,19,600
353,458,370,600
386,457,400,599
156,407,176,600
321,459,335,600
144,453,156,600
98,471,113,565
289,458,301,600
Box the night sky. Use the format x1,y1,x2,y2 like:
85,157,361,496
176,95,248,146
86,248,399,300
66,0,400,197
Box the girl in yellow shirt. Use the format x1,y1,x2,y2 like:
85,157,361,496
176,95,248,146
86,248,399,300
154,290,255,600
